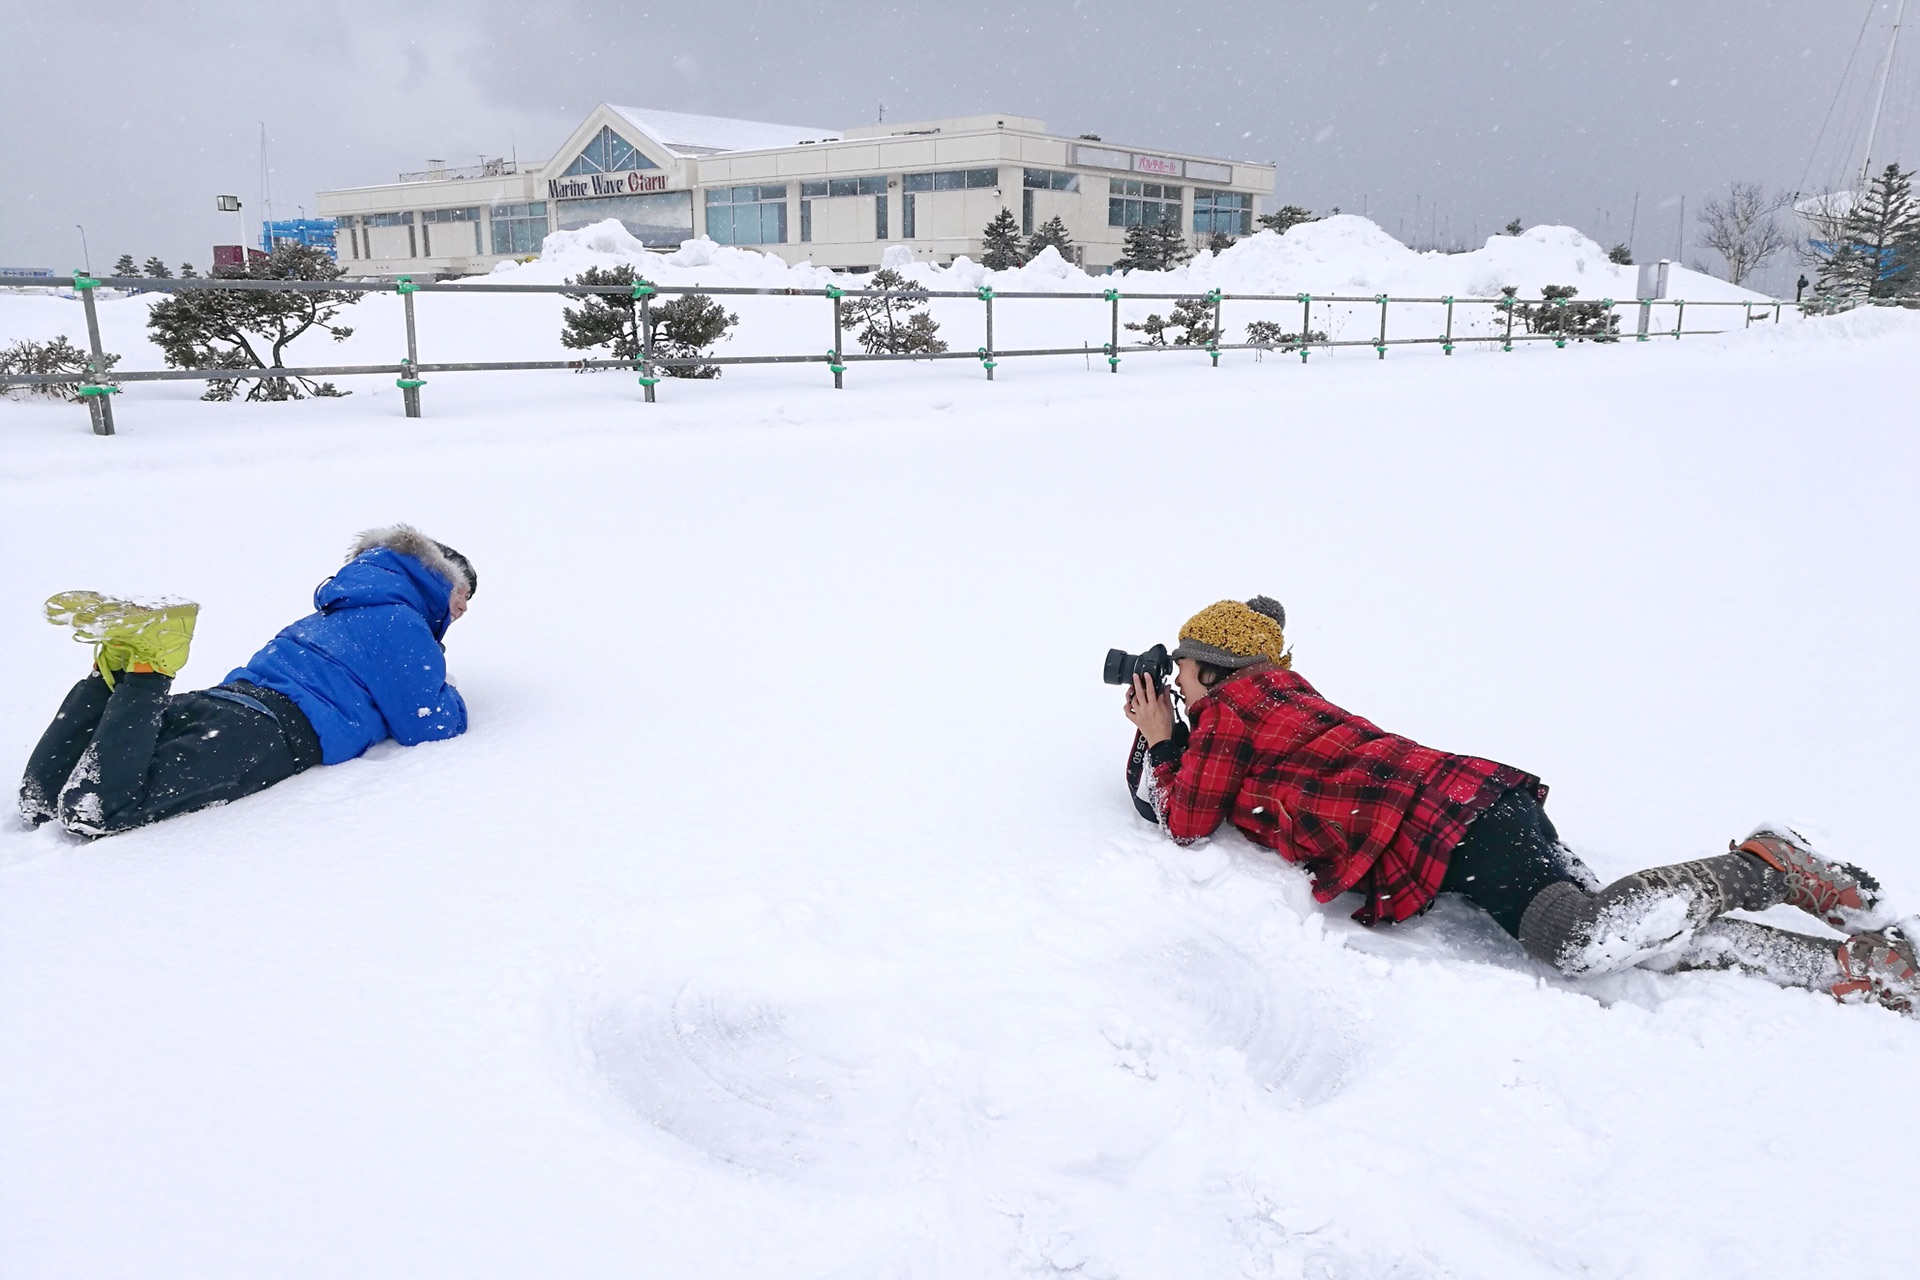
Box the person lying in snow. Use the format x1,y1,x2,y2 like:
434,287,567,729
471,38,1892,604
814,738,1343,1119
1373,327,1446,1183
1121,595,1918,1018
19,525,473,838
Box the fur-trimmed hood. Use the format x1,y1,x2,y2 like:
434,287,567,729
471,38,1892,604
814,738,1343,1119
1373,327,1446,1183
348,524,472,595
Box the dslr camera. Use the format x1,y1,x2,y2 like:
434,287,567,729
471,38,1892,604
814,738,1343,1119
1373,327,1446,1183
1104,643,1171,691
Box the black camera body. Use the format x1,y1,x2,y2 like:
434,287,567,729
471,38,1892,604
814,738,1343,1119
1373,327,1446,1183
1104,643,1172,690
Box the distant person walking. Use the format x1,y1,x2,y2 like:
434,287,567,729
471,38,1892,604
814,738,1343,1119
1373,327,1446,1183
20,525,475,837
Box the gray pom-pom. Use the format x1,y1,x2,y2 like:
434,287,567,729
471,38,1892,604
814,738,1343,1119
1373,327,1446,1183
1246,595,1286,628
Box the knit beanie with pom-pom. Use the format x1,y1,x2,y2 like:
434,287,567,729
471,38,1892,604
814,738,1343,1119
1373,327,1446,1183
1169,595,1291,670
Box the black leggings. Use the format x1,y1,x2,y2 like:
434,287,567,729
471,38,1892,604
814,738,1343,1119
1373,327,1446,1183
19,670,320,836
1438,787,1595,936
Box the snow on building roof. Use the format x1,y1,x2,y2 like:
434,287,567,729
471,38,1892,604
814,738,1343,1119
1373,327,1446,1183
609,106,842,157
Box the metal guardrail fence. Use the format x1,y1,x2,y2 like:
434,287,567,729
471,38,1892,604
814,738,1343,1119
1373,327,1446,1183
1,272,1788,436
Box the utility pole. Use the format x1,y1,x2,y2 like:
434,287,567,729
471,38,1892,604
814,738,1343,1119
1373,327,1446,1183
1858,0,1909,187
1627,191,1640,256
74,224,91,273
1675,196,1686,261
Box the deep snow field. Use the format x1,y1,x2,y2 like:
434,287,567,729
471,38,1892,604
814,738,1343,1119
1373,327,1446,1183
2,223,1917,1279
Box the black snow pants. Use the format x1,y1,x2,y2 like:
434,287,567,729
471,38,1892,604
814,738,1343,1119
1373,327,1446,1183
18,669,322,836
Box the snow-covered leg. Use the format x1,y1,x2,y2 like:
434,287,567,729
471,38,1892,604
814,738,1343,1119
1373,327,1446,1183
1651,917,1844,989
1517,853,1786,976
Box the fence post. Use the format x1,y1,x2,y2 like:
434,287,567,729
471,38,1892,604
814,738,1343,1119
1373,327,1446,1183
1298,293,1311,363
1502,295,1516,352
1552,296,1568,349
1441,296,1455,355
1636,299,1652,341
1105,288,1120,372
396,276,423,418
827,287,844,389
1208,289,1223,367
1673,300,1685,340
634,280,657,403
1374,294,1388,359
978,286,996,381
1773,302,1782,325
74,271,117,435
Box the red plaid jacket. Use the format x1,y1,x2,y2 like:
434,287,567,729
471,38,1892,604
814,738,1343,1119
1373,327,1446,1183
1138,667,1537,925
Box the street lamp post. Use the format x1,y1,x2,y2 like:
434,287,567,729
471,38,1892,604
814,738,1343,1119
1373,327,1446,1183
75,224,92,274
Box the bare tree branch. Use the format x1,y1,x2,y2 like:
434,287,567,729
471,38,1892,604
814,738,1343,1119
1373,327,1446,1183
1695,182,1792,286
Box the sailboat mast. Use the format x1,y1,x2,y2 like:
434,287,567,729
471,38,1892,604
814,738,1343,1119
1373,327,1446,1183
1859,0,1908,187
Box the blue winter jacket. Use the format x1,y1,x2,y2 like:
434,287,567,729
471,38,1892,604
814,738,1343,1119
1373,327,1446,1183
223,547,468,764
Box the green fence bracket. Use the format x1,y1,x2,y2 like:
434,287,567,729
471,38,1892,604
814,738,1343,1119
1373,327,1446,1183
1102,288,1121,302
72,272,101,291
1207,344,1220,367
1102,342,1119,369
1296,292,1311,303
396,377,426,389
824,285,844,300
1204,288,1222,304
631,280,656,299
394,275,420,294
827,349,846,376
636,376,660,388
77,383,120,397
975,346,997,371
977,286,994,302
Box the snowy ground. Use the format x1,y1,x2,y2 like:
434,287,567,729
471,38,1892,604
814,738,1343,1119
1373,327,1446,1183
2,237,1917,1278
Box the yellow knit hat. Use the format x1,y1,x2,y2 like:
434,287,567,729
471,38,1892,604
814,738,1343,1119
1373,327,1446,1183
1170,595,1292,670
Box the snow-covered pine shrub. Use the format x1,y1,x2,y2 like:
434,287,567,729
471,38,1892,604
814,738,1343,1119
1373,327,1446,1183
1126,296,1221,347
146,243,357,401
1256,204,1317,234
561,264,643,362
981,208,1026,270
0,335,120,402
844,269,947,355
1116,217,1190,272
1504,284,1620,342
1026,216,1073,260
652,293,738,379
1243,319,1326,359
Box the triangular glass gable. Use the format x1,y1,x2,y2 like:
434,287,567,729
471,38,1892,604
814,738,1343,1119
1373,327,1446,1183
562,126,658,176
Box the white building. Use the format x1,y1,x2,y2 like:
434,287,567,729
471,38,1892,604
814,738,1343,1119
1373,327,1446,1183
317,105,1277,277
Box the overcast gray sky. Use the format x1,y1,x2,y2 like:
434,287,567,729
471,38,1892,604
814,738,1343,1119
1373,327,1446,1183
3,0,1913,294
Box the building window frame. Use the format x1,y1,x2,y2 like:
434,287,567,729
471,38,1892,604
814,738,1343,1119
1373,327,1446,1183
901,168,997,193
1108,178,1183,229
489,202,549,255
1192,188,1252,236
562,126,657,177
420,206,483,257
704,183,789,246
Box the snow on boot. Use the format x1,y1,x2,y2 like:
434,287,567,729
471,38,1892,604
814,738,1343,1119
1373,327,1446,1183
1831,928,1919,1018
1736,825,1897,935
68,595,200,680
44,590,115,628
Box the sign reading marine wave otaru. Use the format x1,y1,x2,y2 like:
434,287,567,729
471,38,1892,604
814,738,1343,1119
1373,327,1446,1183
548,171,672,200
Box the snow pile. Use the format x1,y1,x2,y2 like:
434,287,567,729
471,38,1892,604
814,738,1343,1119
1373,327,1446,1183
498,214,1770,306
1,289,1917,1277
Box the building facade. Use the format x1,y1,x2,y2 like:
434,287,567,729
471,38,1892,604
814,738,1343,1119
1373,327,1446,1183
317,106,1276,277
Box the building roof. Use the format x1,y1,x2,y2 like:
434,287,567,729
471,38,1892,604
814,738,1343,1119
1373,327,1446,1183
608,106,841,157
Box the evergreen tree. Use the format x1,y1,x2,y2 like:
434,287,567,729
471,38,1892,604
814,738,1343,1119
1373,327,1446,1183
144,257,173,278
981,207,1025,270
1205,231,1237,254
1244,318,1326,358
1116,215,1191,272
1256,205,1316,234
1510,284,1619,341
1815,163,1920,307
1126,296,1221,346
112,254,137,277
1504,219,1525,236
146,243,358,401
0,335,120,403
1025,215,1073,260
560,264,643,361
843,268,947,354
652,293,739,378
1607,243,1633,264
179,262,199,278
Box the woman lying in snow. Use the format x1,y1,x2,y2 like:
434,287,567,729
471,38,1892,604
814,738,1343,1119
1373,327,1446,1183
1121,595,1918,1017
19,525,474,837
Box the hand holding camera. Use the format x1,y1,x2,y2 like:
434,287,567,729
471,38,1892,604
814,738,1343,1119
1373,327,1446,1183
1108,643,1176,746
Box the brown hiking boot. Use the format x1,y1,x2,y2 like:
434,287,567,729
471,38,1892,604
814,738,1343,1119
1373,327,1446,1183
1831,928,1919,1018
1736,824,1897,935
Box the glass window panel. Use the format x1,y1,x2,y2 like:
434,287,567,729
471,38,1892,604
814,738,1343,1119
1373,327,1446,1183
829,178,857,197
903,192,916,237
1109,197,1126,227
932,171,961,190
706,205,735,242
875,193,887,239
758,184,788,202
800,200,812,242
966,168,997,188
563,126,657,176
859,176,886,195
903,173,933,192
369,211,412,226
801,181,828,198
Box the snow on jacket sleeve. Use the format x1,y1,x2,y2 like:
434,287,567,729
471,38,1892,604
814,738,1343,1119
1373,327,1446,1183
1146,698,1254,844
355,605,468,747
